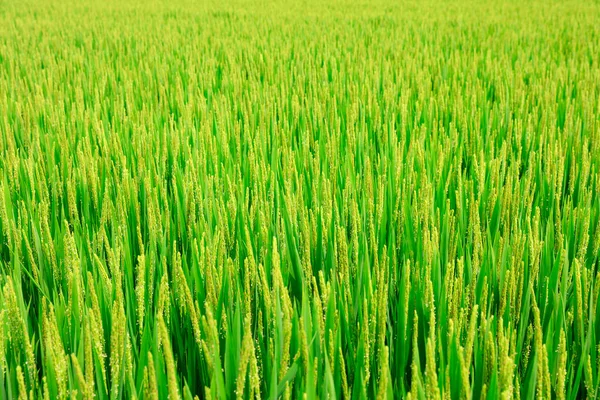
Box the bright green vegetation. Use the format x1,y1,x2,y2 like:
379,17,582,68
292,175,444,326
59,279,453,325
1,0,600,398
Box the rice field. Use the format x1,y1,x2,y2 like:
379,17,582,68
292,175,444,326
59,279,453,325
1,0,600,398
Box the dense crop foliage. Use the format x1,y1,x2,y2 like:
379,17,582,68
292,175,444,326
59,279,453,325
1,0,600,398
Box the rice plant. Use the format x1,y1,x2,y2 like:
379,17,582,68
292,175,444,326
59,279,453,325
1,0,600,399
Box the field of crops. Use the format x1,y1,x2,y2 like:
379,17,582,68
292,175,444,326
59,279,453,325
1,0,600,398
